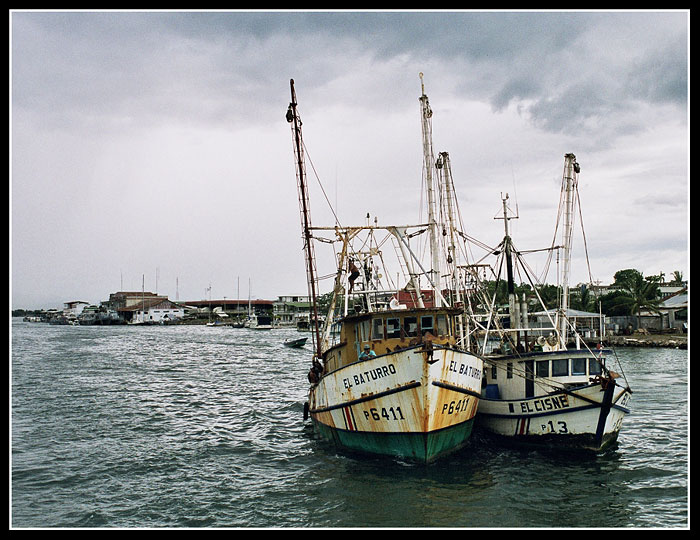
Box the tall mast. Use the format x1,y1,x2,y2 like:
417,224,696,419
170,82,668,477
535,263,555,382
495,193,518,343
287,79,322,359
418,73,442,306
495,193,517,295
559,153,579,348
437,151,463,340
437,152,458,284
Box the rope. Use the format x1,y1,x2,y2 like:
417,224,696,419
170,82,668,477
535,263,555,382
302,139,341,228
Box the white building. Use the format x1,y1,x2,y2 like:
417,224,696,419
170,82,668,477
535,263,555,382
131,298,185,324
63,301,89,318
273,295,311,327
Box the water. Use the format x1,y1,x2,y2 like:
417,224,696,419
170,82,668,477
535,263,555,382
11,319,689,528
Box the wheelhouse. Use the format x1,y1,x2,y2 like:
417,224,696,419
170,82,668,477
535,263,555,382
322,307,463,374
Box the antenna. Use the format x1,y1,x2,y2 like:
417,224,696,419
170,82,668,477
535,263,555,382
511,162,520,219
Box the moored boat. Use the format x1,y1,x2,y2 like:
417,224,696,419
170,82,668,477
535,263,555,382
475,154,632,452
287,75,483,462
246,313,273,330
306,306,482,462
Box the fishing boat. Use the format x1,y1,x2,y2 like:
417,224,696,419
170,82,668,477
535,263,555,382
286,75,483,463
474,154,632,452
246,313,273,330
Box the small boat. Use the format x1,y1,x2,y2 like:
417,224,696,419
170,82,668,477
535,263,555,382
284,337,308,348
296,316,310,331
475,154,632,452
244,278,273,329
206,320,224,327
287,75,482,463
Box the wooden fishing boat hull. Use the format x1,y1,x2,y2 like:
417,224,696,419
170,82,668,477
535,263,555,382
308,345,482,462
477,350,632,452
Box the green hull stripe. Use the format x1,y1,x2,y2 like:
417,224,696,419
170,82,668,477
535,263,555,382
313,418,475,463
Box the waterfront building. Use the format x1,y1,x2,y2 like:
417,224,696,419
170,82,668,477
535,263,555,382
102,291,181,323
107,291,166,310
129,297,186,324
184,299,274,322
273,295,311,327
63,300,89,319
641,288,688,332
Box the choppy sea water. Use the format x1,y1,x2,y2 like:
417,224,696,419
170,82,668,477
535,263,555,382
11,319,688,528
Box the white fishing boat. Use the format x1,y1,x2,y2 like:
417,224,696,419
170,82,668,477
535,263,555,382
242,279,273,329
246,313,273,330
287,75,483,463
475,154,632,452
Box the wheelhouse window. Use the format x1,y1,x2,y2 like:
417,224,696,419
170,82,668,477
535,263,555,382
536,360,549,378
404,316,418,337
436,314,448,335
372,318,384,340
525,361,534,381
572,357,586,376
552,358,569,377
358,320,370,342
507,362,513,379
589,358,602,376
386,318,401,338
420,315,434,336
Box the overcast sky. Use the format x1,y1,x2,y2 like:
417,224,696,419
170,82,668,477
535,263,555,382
11,10,688,310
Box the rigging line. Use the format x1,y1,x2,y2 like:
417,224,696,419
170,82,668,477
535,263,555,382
374,231,392,249
575,186,595,285
301,139,341,228
456,230,497,254
510,161,520,219
481,245,507,349
510,239,546,289
541,174,568,284
506,242,557,337
378,248,397,291
438,163,478,269
518,246,561,255
609,347,631,389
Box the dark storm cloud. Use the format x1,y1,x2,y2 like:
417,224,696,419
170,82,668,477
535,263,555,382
12,11,687,137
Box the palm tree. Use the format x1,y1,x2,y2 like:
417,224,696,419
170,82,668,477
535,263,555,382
611,269,662,329
571,285,596,312
670,271,685,286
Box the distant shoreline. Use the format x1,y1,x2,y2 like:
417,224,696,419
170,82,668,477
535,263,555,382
13,316,687,349
602,332,688,350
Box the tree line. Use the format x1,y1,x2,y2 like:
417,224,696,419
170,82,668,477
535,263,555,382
482,269,685,319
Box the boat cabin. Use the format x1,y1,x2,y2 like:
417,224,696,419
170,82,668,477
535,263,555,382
483,349,606,400
322,307,462,374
